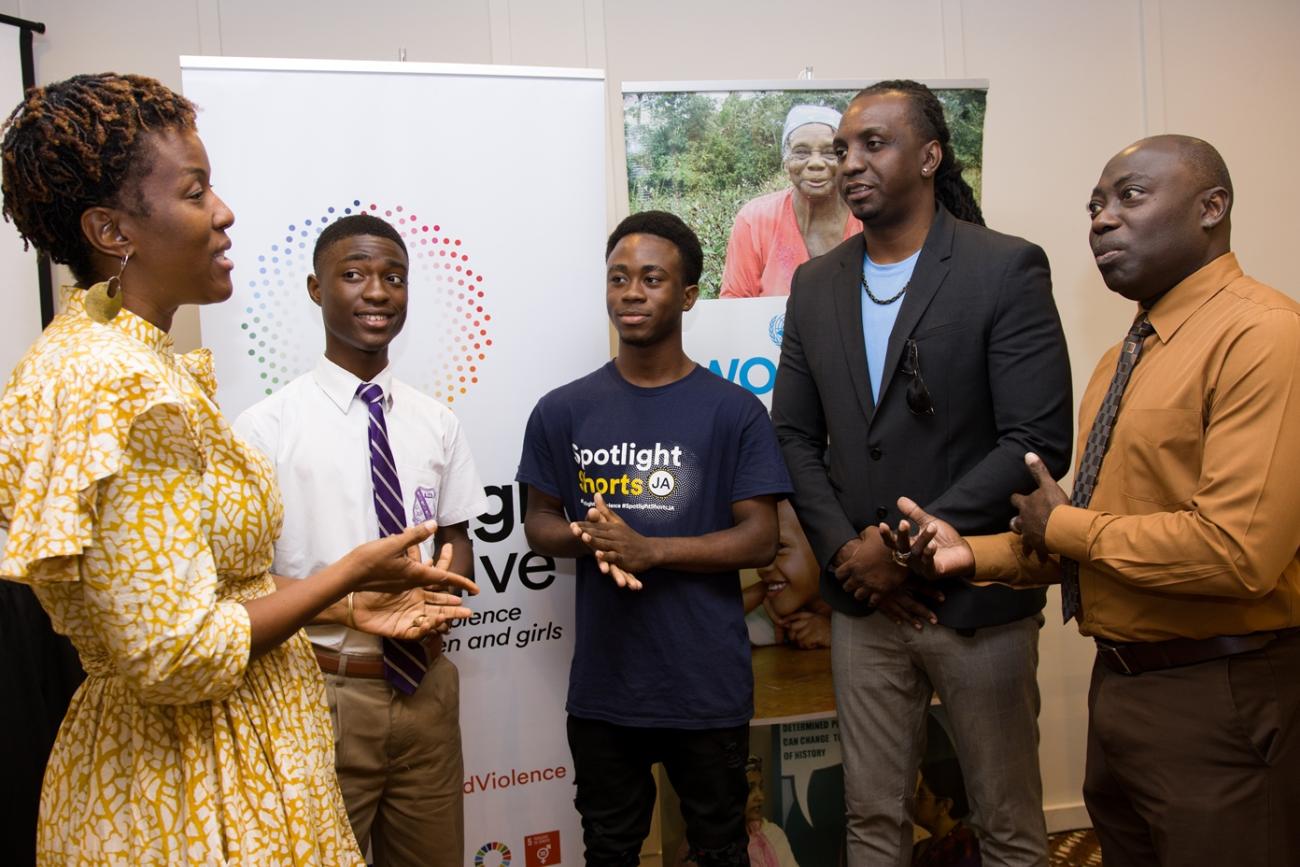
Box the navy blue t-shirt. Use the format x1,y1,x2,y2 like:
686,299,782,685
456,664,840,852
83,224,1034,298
517,361,792,729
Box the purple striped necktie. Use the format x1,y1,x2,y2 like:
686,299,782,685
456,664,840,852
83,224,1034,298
357,382,427,694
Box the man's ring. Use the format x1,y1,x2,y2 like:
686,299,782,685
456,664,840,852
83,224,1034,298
891,550,911,567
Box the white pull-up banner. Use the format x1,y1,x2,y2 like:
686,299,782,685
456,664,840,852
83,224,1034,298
183,56,608,867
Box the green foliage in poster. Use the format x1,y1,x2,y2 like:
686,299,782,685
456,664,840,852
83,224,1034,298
624,87,987,298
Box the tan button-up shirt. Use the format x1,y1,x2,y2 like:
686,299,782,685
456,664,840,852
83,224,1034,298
968,253,1300,642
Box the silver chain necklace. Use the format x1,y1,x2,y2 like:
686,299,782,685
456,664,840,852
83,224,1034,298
862,276,908,306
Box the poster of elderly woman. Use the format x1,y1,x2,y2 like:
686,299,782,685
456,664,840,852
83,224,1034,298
720,104,862,298
622,81,987,299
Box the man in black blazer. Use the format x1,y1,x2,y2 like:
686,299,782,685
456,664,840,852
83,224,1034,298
772,80,1072,867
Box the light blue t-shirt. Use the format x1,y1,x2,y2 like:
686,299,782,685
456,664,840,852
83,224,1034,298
861,249,921,400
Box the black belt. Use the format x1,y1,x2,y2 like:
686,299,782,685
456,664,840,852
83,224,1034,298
1095,627,1299,675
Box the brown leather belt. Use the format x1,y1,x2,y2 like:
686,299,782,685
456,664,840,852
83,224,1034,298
314,633,443,679
1095,627,1299,675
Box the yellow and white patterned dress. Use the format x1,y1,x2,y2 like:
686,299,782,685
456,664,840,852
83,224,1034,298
0,290,364,865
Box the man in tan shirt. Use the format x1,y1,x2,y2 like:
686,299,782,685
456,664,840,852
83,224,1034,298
884,135,1300,867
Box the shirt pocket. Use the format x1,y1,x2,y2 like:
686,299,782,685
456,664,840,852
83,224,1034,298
1120,408,1202,506
399,464,445,556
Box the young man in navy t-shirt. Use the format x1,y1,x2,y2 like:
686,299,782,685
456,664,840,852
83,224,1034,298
518,211,792,866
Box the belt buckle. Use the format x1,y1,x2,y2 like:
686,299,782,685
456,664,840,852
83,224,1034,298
1098,642,1135,675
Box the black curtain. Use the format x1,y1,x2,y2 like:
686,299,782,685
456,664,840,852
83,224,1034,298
0,582,84,866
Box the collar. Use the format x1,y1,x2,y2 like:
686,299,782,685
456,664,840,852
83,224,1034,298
845,203,957,272
61,285,175,356
312,355,395,414
862,247,922,272
1145,252,1242,343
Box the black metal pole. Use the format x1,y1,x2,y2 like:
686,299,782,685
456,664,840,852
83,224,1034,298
0,14,43,34
10,18,54,327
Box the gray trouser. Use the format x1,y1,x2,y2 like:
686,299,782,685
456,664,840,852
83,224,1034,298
831,609,1049,867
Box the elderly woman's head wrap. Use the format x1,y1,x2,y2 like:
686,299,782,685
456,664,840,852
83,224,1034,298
781,104,843,157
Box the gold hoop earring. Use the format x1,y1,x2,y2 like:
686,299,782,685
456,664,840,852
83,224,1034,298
86,253,130,323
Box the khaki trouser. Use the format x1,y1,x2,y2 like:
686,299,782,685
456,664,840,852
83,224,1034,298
323,653,463,867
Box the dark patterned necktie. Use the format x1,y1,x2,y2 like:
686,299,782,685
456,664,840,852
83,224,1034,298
1060,316,1156,623
357,383,427,694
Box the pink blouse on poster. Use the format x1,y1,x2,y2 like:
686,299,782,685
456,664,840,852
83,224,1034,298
719,187,862,298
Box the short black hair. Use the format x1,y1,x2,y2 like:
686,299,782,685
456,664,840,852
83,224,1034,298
920,756,970,820
1158,134,1234,210
605,210,703,287
313,212,407,271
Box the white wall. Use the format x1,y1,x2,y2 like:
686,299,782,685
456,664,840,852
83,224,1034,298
8,0,1298,831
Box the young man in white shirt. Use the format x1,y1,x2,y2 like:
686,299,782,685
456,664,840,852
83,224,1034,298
236,213,485,867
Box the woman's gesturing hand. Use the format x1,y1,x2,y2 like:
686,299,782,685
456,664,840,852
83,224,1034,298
347,521,480,596
350,586,472,640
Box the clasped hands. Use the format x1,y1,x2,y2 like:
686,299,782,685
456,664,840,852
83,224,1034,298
877,452,1066,585
831,526,943,630
766,598,833,649
570,492,649,591
347,521,480,639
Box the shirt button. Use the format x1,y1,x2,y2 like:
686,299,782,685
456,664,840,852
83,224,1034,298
876,507,888,520
869,447,882,461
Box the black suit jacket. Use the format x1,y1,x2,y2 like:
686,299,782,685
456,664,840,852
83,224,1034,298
772,205,1073,628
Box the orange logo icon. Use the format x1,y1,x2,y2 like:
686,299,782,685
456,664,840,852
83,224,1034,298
525,830,561,867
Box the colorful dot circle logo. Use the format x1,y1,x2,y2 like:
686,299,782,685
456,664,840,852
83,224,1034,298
238,199,492,404
473,841,512,866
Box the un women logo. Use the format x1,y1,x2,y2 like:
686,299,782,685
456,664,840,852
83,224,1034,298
769,313,785,347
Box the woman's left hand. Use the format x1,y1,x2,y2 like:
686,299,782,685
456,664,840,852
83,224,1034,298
350,587,472,640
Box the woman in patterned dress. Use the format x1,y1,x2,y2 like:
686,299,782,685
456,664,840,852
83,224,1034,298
0,73,475,865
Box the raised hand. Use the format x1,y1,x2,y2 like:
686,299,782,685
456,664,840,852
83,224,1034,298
349,523,480,596
351,586,472,640
879,498,974,582
1009,452,1068,558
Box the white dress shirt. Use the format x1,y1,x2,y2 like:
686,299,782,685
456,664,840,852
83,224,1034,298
235,356,486,654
